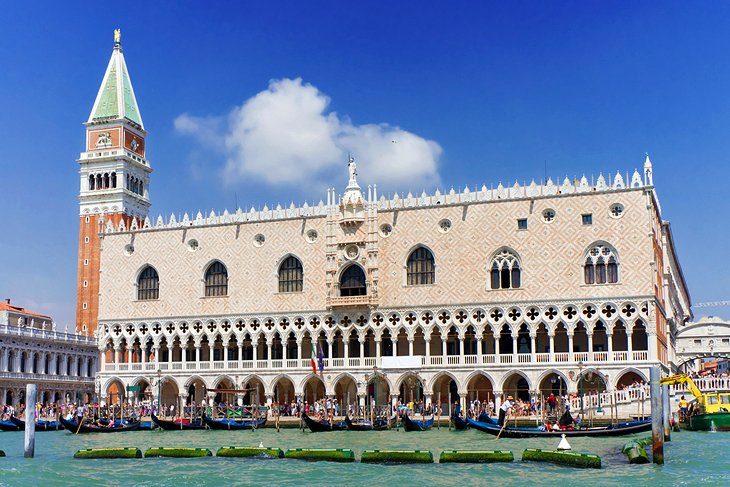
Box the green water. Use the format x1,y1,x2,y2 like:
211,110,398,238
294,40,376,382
0,428,727,486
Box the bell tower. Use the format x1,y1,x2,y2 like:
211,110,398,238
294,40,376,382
76,30,152,336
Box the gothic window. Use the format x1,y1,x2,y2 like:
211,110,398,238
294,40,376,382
584,243,619,285
490,249,521,289
111,172,117,188
406,246,435,285
278,256,303,293
89,175,95,190
103,173,110,189
204,261,228,297
96,174,102,190
340,265,366,297
137,266,159,300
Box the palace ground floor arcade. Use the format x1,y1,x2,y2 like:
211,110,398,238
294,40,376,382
0,375,95,407
98,361,654,415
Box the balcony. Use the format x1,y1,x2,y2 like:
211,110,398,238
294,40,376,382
327,294,377,309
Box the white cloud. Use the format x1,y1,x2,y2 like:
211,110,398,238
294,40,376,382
175,78,442,190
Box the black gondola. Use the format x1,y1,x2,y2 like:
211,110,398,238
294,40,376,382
452,415,469,430
0,419,20,431
201,414,267,430
301,412,347,432
466,417,652,438
60,417,141,433
152,413,207,430
344,415,396,431
401,413,434,432
9,417,61,431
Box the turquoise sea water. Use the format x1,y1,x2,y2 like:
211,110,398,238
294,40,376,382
0,427,727,486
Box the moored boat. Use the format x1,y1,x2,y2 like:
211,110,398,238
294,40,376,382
466,417,652,438
402,414,434,432
152,413,208,430
60,417,141,433
301,412,347,432
344,415,396,431
0,419,20,431
201,414,267,430
452,415,469,430
686,412,730,431
9,417,61,431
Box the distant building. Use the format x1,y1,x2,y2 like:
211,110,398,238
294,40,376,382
0,299,98,406
85,33,692,411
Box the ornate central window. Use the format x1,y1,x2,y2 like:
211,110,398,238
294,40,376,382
278,256,303,293
406,246,435,286
340,265,366,297
490,249,521,289
584,243,619,284
204,261,228,297
137,266,159,300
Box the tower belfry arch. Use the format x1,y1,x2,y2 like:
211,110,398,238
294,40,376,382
76,30,152,336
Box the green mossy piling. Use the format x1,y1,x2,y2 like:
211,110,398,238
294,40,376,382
73,448,142,459
439,450,514,463
622,439,650,464
284,448,355,462
216,446,284,458
144,447,212,458
521,449,601,469
361,450,433,464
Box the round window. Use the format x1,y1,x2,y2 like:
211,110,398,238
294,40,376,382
379,223,393,238
610,203,625,218
187,239,199,252
542,209,556,223
438,219,452,233
253,234,266,247
124,244,134,256
345,244,360,260
306,229,318,243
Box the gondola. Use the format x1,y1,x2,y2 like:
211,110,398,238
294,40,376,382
301,412,347,432
152,413,208,430
452,415,469,430
9,417,61,431
401,413,435,432
344,415,397,431
201,414,267,430
60,417,141,433
0,419,20,431
466,417,652,438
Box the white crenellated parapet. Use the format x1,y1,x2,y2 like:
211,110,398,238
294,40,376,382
101,168,647,235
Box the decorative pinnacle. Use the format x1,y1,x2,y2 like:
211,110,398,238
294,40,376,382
114,28,121,47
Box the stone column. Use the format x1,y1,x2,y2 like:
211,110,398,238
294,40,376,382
567,333,574,361
441,339,447,358
459,392,467,413
238,345,243,368
375,340,381,358
477,338,483,359
195,345,201,364
153,346,160,367
359,339,365,360
458,337,464,356
587,332,594,359
530,334,536,362
127,348,133,364
607,334,614,361
253,343,258,362
223,345,229,363
114,347,121,364
181,344,187,365
344,341,350,361
408,339,414,356
424,393,432,410
494,391,503,414
549,334,555,362
425,338,431,362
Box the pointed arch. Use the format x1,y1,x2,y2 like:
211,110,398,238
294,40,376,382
137,265,159,301
278,254,303,293
204,260,228,297
584,241,619,285
339,263,366,296
406,245,435,286
489,247,521,290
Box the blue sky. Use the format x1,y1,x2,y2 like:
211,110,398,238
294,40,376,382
1,1,729,329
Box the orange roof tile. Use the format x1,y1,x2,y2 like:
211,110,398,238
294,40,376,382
0,302,52,320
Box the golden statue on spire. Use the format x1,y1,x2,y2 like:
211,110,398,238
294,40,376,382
114,29,121,44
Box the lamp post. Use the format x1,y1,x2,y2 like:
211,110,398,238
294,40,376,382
149,369,162,415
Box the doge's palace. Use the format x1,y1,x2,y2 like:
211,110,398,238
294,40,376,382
83,34,692,412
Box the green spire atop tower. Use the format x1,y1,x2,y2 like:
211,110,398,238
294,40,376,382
88,29,144,128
